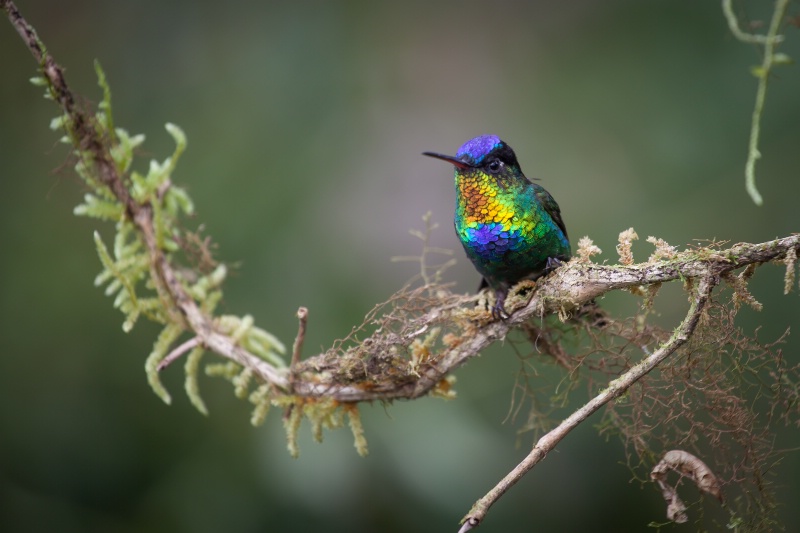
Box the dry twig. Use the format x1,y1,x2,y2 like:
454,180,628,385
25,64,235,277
458,275,715,532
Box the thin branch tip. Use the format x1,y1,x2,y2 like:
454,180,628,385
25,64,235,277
157,336,201,371
291,306,309,368
457,517,479,533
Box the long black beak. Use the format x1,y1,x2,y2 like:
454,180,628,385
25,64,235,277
422,151,471,170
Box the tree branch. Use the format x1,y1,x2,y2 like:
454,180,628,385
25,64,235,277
4,0,799,405
457,274,715,532
289,235,798,402
4,3,798,527
3,0,291,388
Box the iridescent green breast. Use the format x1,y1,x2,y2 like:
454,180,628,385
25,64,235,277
454,170,570,290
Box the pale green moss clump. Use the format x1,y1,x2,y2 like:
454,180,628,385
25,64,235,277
37,62,374,456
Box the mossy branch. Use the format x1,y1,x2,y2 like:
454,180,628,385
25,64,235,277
8,0,797,418
287,234,799,402
4,2,799,529
459,274,716,532
2,0,292,429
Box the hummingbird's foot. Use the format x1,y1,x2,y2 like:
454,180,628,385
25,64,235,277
491,290,509,321
544,256,565,273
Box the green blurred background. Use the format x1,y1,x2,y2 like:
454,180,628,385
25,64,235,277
1,1,799,531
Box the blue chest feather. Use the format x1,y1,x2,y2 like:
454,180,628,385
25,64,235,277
462,223,527,260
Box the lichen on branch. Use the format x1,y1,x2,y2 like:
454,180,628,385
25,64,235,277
4,1,800,529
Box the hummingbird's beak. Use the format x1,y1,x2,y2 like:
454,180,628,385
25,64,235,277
422,151,471,170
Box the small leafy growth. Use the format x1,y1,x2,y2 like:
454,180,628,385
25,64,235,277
41,62,292,439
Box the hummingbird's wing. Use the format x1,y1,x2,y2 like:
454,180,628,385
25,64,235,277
535,186,569,241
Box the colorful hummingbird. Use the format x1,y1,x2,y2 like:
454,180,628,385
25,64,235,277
423,134,571,319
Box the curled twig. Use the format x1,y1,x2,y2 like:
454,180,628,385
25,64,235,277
651,450,723,523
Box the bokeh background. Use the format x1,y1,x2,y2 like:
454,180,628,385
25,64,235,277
1,1,799,531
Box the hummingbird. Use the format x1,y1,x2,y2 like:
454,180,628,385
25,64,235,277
423,134,571,319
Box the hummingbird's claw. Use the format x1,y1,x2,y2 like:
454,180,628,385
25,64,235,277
491,290,509,321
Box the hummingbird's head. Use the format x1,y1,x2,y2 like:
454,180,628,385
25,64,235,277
423,134,522,180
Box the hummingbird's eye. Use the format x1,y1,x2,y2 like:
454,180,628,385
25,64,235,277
487,159,502,173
